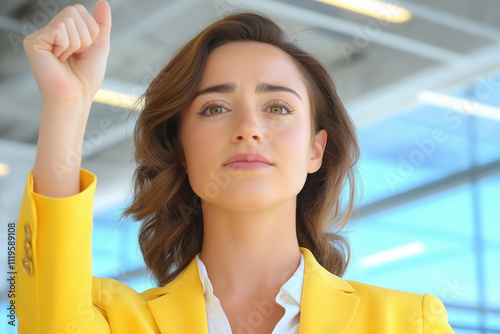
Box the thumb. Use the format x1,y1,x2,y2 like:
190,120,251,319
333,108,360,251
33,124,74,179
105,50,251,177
92,1,112,49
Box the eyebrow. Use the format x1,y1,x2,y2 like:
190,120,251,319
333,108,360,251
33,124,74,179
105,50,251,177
194,82,302,101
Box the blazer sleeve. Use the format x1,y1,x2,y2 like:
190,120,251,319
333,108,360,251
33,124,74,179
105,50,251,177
422,294,454,333
13,169,111,334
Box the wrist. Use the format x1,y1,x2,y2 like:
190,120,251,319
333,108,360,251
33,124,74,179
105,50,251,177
41,99,93,114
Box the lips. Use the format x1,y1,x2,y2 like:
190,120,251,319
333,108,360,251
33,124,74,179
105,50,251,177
223,152,272,167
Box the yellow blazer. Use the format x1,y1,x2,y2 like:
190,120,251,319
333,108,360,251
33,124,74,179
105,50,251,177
14,169,454,333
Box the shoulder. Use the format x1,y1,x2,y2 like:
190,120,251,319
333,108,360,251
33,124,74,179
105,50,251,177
300,248,453,332
345,280,423,320
91,276,167,304
346,279,448,314
90,257,200,307
345,280,453,333
346,279,422,302
90,261,205,332
91,276,164,328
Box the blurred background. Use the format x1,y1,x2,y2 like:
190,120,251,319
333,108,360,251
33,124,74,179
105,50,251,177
1,0,499,332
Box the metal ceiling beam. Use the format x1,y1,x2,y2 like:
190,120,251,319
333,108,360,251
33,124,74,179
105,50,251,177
112,0,194,46
347,43,500,126
249,0,463,63
403,1,500,42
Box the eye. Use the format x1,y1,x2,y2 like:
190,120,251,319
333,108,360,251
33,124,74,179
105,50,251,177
198,101,230,117
264,100,295,116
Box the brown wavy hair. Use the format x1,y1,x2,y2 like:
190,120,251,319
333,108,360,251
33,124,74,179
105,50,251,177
122,11,359,286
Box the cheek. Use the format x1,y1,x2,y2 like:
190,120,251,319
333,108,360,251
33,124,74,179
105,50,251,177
181,123,221,177
274,121,311,161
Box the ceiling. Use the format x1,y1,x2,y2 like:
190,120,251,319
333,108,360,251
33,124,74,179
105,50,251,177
1,0,500,222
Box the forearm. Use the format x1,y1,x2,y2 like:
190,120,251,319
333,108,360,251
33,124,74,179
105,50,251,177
33,102,91,198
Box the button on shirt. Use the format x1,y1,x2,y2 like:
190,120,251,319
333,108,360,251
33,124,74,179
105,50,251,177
195,254,305,334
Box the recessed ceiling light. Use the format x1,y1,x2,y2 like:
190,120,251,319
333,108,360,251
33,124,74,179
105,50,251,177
0,163,10,177
94,89,142,110
315,0,412,23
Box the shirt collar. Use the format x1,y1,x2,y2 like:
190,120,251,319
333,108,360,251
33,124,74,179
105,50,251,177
277,253,304,306
195,254,214,296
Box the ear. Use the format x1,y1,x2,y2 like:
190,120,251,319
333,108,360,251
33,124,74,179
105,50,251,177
307,129,327,174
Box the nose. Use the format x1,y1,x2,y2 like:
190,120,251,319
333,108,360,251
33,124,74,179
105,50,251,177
231,105,264,144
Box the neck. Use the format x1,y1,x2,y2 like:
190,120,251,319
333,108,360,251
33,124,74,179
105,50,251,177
199,197,301,300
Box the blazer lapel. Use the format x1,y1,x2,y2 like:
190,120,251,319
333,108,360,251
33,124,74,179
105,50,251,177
147,258,209,334
299,248,360,334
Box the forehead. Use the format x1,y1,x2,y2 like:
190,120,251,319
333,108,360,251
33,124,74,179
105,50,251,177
199,41,308,93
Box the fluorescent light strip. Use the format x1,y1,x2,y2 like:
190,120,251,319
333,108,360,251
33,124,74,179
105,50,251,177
361,241,425,268
418,90,500,122
94,88,141,110
0,163,10,177
315,0,412,23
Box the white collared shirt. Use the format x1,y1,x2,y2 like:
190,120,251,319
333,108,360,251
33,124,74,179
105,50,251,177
195,253,305,334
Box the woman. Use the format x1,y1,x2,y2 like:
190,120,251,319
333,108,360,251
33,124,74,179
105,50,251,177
15,1,454,333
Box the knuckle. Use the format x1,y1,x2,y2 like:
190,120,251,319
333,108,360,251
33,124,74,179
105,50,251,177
53,20,66,32
74,4,85,11
60,16,75,28
80,36,91,49
23,33,34,45
65,40,80,54
59,39,70,49
72,39,82,51
63,5,80,16
73,3,90,17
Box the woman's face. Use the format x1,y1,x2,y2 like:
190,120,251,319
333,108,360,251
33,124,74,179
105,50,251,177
180,41,326,211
